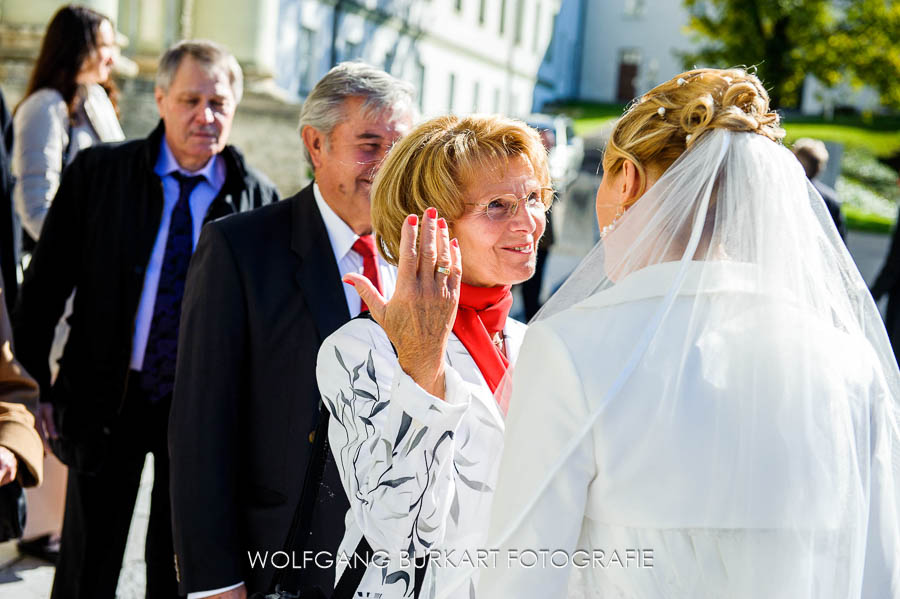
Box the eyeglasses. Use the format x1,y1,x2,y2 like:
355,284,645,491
466,187,554,222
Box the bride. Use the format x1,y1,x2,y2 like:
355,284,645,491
470,68,900,598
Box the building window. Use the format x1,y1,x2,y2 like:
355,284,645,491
448,72,456,113
616,48,642,102
472,81,481,112
415,60,426,111
532,1,542,53
299,26,317,94
499,0,506,34
546,11,557,61
624,0,646,18
479,0,486,24
514,0,525,45
344,40,361,62
384,48,396,74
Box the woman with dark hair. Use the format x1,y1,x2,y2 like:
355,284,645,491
11,4,123,565
13,3,124,247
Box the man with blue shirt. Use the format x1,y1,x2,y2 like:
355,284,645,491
13,40,277,599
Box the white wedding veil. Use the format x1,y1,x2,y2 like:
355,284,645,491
434,108,900,597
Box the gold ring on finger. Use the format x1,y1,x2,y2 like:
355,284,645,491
435,265,451,276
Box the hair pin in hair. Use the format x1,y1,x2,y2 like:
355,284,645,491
685,133,693,142
723,76,733,84
657,106,666,118
677,77,687,86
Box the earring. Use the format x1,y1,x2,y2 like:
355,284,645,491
600,205,625,239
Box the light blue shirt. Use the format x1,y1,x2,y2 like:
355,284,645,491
129,138,226,370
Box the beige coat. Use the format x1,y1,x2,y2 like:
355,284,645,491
0,270,42,486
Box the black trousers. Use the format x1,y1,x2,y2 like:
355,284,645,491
51,376,180,599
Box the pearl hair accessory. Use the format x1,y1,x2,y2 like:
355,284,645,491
657,106,666,118
677,77,687,86
686,134,693,142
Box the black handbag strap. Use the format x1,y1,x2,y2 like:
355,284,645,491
330,313,428,598
266,400,333,596
272,312,426,598
61,118,74,168
331,536,428,599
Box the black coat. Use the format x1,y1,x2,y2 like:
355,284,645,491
872,204,900,361
0,88,16,312
12,122,277,460
169,184,351,595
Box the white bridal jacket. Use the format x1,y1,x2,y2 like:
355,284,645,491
317,315,526,598
480,261,899,599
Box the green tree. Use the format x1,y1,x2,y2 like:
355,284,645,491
826,0,900,109
681,0,833,108
682,0,900,110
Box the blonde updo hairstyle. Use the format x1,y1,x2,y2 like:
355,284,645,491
372,114,551,265
603,67,785,205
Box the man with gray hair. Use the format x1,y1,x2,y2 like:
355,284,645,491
792,137,846,239
169,62,414,599
14,40,277,598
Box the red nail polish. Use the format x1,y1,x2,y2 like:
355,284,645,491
426,207,437,219
407,214,418,226
437,218,447,229
450,238,459,248
344,280,355,287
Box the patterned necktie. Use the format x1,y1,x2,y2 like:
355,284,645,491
140,172,204,403
351,234,382,313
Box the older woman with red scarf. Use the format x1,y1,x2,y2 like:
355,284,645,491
315,114,551,599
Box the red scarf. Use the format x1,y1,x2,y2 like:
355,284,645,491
452,283,513,394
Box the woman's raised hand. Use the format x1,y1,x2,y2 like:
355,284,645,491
344,207,463,399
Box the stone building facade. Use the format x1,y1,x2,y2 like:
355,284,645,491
0,0,567,193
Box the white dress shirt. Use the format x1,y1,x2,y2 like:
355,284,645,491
189,184,397,599
129,139,225,370
313,182,397,314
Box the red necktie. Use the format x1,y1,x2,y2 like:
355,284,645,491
351,234,382,313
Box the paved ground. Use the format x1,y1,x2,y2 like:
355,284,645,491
0,121,892,597
0,454,153,598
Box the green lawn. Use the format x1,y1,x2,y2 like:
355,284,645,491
783,122,900,158
544,102,625,136
844,204,895,234
548,102,900,233
551,102,900,156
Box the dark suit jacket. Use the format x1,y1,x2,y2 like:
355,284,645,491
12,121,276,467
813,178,846,241
169,183,352,595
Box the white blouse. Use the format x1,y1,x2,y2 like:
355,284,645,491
316,315,526,598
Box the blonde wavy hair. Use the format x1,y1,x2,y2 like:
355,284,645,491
603,67,785,203
372,114,551,264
